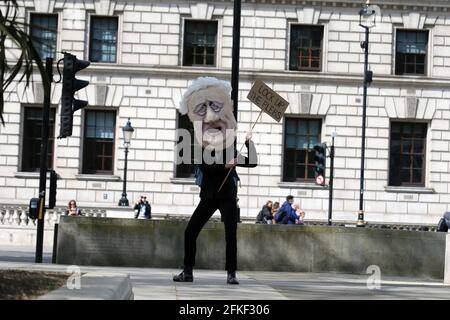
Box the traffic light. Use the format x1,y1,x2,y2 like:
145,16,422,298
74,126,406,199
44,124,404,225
313,143,327,185
48,170,57,209
29,198,39,220
59,52,90,138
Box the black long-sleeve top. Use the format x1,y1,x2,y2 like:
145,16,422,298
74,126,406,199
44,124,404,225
200,140,257,199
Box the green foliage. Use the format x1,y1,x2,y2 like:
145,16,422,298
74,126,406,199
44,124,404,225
0,0,50,125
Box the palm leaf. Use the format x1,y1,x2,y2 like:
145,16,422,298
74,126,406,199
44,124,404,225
0,0,50,126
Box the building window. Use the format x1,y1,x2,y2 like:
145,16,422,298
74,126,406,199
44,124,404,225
289,25,323,71
21,106,55,172
183,20,218,67
395,30,428,75
82,110,116,174
175,114,196,178
89,16,118,63
389,122,427,187
283,118,322,182
30,13,58,59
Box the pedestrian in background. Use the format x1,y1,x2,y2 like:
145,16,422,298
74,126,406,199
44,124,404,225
134,195,152,219
256,200,273,224
296,208,306,225
66,200,82,216
271,202,280,224
275,195,297,224
437,211,450,232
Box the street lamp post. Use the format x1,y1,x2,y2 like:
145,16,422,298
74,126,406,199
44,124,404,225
118,118,134,207
357,2,376,227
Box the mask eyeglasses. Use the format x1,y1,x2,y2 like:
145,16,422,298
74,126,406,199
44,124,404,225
193,101,224,117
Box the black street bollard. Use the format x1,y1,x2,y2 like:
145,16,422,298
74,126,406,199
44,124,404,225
52,223,58,264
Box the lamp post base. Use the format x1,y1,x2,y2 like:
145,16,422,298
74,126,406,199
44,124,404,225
356,210,366,227
118,195,129,207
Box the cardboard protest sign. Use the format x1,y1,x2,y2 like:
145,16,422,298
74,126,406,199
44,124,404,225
247,79,289,122
219,80,289,192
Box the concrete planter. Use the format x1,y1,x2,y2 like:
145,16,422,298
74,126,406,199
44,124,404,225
56,216,446,279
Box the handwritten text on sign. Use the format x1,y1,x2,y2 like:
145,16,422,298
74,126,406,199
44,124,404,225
247,79,289,122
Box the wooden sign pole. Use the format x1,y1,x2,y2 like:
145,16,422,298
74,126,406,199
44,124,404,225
216,78,289,192
217,109,263,192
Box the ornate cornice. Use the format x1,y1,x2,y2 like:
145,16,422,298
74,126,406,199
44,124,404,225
19,0,450,13
86,63,450,89
241,0,449,8
145,0,450,10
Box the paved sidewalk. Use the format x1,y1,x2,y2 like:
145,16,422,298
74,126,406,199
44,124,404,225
1,259,449,300
0,245,52,263
1,244,449,300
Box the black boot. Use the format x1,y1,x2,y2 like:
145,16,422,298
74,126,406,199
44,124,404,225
173,266,193,282
227,271,239,285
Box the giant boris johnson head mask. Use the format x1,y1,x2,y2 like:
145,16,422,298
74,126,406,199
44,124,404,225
179,77,237,150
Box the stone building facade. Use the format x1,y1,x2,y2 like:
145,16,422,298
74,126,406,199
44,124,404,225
1,0,450,224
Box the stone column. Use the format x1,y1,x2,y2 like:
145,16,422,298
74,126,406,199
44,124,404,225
4,209,11,224
12,208,20,225
0,206,4,224
20,208,28,226
445,232,450,285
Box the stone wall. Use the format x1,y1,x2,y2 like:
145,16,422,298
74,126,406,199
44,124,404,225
56,217,447,279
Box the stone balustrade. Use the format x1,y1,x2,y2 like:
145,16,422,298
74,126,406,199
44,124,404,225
0,205,107,228
0,204,438,232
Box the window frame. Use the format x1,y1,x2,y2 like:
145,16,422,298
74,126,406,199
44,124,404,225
182,19,219,67
288,24,324,72
20,105,56,172
282,117,323,183
81,109,117,175
394,29,430,77
388,121,428,187
28,12,59,60
88,15,120,63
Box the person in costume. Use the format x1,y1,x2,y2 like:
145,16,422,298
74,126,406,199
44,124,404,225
173,77,258,285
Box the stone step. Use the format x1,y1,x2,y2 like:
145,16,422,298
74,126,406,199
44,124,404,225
39,272,133,300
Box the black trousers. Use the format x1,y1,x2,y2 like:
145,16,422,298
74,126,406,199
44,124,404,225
184,198,238,272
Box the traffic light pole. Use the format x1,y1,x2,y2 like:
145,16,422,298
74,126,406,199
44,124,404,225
35,57,53,263
328,136,335,226
231,0,241,223
231,0,241,122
